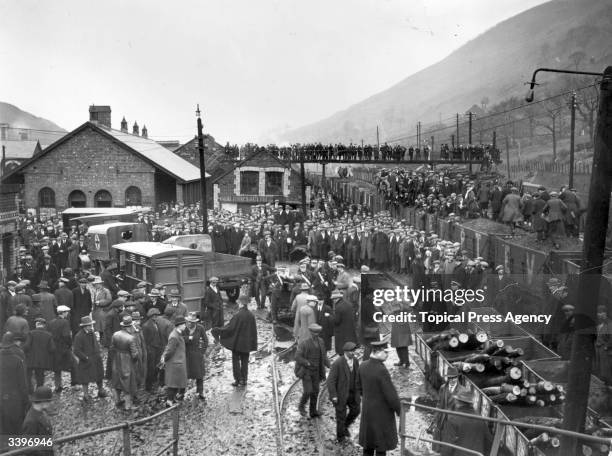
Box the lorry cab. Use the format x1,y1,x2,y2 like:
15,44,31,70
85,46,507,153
86,223,149,272
113,242,207,312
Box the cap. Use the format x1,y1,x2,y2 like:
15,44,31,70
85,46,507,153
300,282,310,291
147,307,161,317
148,289,161,297
38,281,50,290
174,316,186,326
120,315,133,327
78,278,88,284
446,366,459,377
168,288,181,296
136,281,147,288
209,276,219,283
185,312,199,322
131,312,142,321
57,305,71,313
342,341,357,352
370,340,388,351
31,386,53,403
117,290,130,297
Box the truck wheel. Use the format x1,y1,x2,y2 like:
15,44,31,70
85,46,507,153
226,287,240,302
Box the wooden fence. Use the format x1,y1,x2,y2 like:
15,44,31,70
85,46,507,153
510,160,592,176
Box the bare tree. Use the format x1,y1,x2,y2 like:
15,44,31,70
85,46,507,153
536,93,565,161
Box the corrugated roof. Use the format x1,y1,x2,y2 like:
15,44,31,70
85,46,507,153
103,127,207,182
0,139,40,159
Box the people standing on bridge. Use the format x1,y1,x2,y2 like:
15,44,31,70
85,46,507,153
358,340,401,456
295,323,330,418
184,312,208,399
439,390,492,456
328,341,360,444
213,297,257,387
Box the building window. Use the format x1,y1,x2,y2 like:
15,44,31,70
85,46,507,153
68,190,87,208
38,187,56,208
265,172,283,195
94,190,113,208
240,171,259,195
125,186,142,206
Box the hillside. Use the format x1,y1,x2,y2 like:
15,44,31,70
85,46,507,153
279,0,612,145
0,102,66,145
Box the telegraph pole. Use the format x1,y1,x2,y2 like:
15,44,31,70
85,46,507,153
562,67,612,453
468,112,473,144
456,113,460,146
505,135,511,180
376,126,380,153
196,105,208,233
300,150,307,217
569,91,577,188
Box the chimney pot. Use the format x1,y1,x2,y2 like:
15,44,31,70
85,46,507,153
121,117,128,133
142,125,148,139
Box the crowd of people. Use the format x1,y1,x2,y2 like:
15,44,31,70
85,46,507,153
223,141,501,165
1,183,608,455
375,167,585,246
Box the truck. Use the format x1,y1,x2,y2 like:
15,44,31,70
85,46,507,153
113,238,252,311
86,222,149,272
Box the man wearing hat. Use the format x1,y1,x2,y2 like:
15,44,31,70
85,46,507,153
295,323,330,418
358,340,401,456
141,308,165,392
131,312,147,391
21,386,54,451
294,294,317,343
101,261,120,299
32,281,57,324
184,312,208,399
165,287,188,324
91,276,112,336
259,231,278,267
212,297,257,387
328,341,360,443
0,332,30,437
5,303,30,343
70,278,92,336
201,278,223,331
48,305,73,393
427,365,465,450
73,316,106,402
332,290,357,356
110,315,139,410
557,304,575,360
38,254,59,292
161,316,188,406
23,318,55,392
542,191,568,249
440,389,492,455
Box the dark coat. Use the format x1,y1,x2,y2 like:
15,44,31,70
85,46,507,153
440,411,492,456
313,303,334,351
328,356,360,407
101,268,120,298
72,329,104,384
23,329,55,369
47,317,73,372
334,298,357,354
358,358,401,451
163,328,187,388
71,287,92,334
54,286,73,310
373,231,389,264
531,198,547,232
201,286,224,328
390,309,412,348
38,264,59,291
295,335,329,381
21,407,53,456
216,307,257,353
0,345,30,436
185,323,208,379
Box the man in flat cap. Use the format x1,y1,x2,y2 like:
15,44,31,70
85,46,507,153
71,278,92,336
328,341,360,443
294,323,330,418
48,305,73,393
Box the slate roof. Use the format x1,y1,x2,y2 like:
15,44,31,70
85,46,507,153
0,140,41,159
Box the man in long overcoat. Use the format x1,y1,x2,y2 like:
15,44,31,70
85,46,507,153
0,332,30,437
161,316,188,406
201,277,224,331
294,295,317,343
313,297,334,351
54,277,73,311
142,308,164,391
33,281,56,324
333,291,357,356
500,187,523,235
73,315,106,402
213,298,257,386
358,340,401,456
184,312,208,399
390,301,412,368
110,315,139,409
71,278,92,335
294,323,330,418
328,341,360,443
23,318,56,391
48,305,73,392
543,191,568,248
428,366,465,451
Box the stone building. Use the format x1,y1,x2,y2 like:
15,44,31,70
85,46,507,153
212,148,310,213
2,105,206,212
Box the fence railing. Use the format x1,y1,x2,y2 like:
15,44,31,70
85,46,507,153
510,160,593,175
0,404,180,456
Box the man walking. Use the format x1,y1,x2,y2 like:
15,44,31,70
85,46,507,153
73,315,107,402
328,341,360,444
201,277,223,331
358,340,401,456
48,305,73,392
184,312,208,399
0,332,30,438
294,323,330,418
213,297,257,387
161,316,188,407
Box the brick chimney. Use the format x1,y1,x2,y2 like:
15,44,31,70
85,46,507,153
121,117,128,133
132,122,139,136
141,125,148,139
89,105,111,128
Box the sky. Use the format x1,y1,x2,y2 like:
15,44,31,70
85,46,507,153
1,0,549,145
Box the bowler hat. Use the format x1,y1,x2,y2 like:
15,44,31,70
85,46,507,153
120,315,133,327
446,366,459,377
32,386,53,403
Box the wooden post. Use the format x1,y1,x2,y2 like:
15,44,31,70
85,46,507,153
569,91,577,188
300,151,307,216
122,425,131,455
505,135,511,180
561,67,612,453
172,406,179,456
196,105,208,233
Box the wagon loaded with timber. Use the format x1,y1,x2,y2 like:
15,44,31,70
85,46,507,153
414,307,612,456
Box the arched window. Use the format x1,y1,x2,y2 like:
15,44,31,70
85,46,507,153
94,190,113,208
125,186,142,206
38,187,55,208
68,190,87,208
